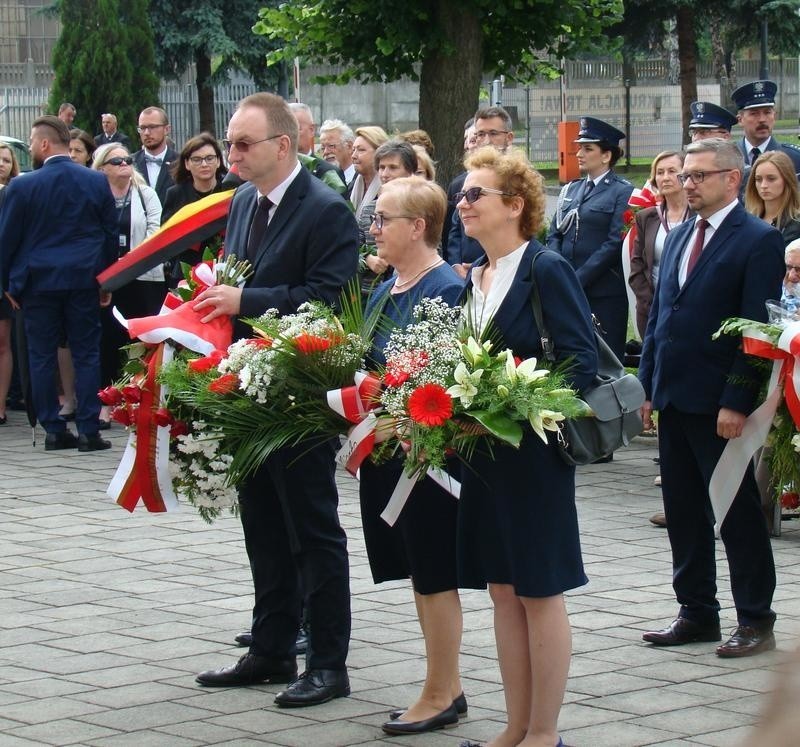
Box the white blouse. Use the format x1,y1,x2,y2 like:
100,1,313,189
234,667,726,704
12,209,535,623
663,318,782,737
465,242,528,335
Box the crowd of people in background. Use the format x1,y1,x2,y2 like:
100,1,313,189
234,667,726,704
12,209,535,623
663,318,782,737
1,77,800,747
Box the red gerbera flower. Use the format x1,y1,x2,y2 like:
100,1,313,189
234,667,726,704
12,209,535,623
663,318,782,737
248,336,273,349
208,373,238,395
188,349,226,373
295,333,332,354
407,383,453,427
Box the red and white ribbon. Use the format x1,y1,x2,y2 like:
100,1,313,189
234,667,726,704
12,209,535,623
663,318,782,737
328,372,383,476
107,288,234,512
107,343,179,513
709,322,800,534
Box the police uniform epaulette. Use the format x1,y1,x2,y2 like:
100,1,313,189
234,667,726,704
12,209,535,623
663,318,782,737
607,174,631,186
782,142,800,153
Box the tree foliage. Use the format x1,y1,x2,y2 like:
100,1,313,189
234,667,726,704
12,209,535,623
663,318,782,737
50,0,156,139
255,0,624,184
149,0,283,135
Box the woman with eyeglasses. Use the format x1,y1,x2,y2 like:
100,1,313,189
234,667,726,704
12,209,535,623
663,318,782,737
0,142,20,424
547,117,634,362
456,148,597,747
744,151,800,246
161,133,228,284
629,151,692,339
93,143,162,422
358,177,469,736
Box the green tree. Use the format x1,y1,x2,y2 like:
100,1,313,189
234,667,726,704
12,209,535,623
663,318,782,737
49,0,142,138
119,0,161,137
255,0,624,185
149,0,282,136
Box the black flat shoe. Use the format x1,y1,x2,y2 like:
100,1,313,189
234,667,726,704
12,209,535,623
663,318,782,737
390,691,467,720
234,631,252,647
98,419,111,431
0,414,6,425
274,668,350,707
716,624,776,658
196,653,297,687
382,703,459,735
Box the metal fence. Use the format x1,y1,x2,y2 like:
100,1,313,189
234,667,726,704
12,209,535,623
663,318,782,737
0,81,258,144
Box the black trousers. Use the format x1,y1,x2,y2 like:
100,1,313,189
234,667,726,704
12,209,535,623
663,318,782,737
238,439,351,669
24,289,101,435
658,406,776,627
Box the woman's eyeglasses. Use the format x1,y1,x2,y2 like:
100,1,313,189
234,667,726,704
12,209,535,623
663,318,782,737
188,155,219,165
370,213,415,230
454,186,516,204
104,156,133,166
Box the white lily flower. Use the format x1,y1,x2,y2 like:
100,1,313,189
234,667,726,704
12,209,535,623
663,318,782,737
516,357,549,383
462,336,484,366
792,434,800,453
446,362,484,407
529,409,566,443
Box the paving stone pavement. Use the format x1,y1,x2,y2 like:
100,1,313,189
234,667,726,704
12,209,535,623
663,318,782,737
1,413,799,747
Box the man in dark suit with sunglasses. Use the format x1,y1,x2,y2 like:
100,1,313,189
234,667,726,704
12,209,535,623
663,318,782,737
0,116,117,451
193,93,358,707
639,138,783,658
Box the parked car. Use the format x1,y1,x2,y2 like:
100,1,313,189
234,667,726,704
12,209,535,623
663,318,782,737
0,135,31,172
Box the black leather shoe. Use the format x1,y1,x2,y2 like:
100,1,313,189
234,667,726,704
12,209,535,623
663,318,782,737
196,653,297,687
390,691,467,721
643,617,721,646
274,668,350,707
382,702,458,735
235,626,307,653
78,433,112,452
45,431,79,450
716,624,776,658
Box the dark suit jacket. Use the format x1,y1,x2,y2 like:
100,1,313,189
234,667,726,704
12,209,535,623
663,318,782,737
94,130,132,150
132,147,178,206
639,203,784,416
738,136,800,175
463,241,598,393
224,165,358,322
0,155,117,297
547,172,634,299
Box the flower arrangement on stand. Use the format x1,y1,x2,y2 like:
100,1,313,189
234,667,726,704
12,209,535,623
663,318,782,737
377,297,588,478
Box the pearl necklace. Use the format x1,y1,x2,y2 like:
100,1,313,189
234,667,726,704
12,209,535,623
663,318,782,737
393,258,443,290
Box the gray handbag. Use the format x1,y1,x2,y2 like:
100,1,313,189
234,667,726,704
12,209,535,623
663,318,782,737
529,251,645,465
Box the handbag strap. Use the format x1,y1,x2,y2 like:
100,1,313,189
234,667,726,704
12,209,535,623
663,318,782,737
529,250,557,363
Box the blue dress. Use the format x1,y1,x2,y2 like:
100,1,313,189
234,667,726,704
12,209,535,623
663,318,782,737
457,241,597,598
359,263,470,594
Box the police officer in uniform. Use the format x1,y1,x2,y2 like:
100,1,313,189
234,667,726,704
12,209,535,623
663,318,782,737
732,80,800,178
547,117,633,361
